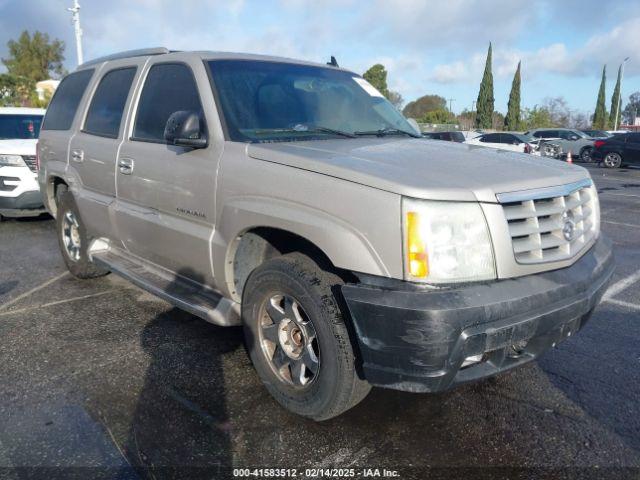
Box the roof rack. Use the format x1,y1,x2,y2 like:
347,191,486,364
81,47,171,67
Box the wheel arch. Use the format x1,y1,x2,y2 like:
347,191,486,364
215,198,391,303
44,175,69,217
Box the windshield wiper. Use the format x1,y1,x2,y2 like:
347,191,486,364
354,127,421,138
253,126,356,138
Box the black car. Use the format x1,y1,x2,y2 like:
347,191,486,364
592,133,640,168
580,129,612,139
422,131,466,142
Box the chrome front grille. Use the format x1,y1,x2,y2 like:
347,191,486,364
498,180,598,264
21,155,37,173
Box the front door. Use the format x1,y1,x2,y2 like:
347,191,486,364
115,59,222,285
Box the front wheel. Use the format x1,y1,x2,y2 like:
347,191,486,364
56,189,110,279
242,253,370,420
603,152,622,168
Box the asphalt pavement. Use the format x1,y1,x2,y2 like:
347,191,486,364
0,163,639,479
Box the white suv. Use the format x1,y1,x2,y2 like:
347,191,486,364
0,107,46,220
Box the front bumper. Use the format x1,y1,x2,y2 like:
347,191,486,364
0,165,44,215
342,236,614,393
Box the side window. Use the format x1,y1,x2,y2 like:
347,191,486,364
500,134,517,144
558,131,572,140
480,133,500,143
532,131,543,138
133,63,203,142
84,67,137,138
42,69,94,131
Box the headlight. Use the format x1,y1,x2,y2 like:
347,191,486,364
0,154,26,167
402,198,496,283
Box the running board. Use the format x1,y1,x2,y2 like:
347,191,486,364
91,247,241,326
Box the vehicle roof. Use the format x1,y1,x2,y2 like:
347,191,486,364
77,48,355,74
0,107,46,115
526,127,576,131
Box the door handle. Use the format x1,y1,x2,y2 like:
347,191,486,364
118,157,134,175
71,149,84,163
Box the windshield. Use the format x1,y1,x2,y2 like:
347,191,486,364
0,114,43,140
207,60,415,142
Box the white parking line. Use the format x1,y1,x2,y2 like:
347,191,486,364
603,269,640,301
599,191,640,198
0,271,69,311
604,220,640,229
0,290,118,317
606,298,640,312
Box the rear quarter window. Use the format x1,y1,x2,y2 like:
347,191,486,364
42,69,94,131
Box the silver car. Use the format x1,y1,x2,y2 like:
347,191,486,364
38,48,614,420
525,128,596,162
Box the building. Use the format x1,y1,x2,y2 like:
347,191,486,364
35,79,60,102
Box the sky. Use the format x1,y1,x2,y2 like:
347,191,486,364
0,0,639,116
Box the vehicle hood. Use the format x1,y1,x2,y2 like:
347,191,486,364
0,139,37,156
247,138,590,202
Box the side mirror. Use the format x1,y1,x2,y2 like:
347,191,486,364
569,135,579,141
164,110,207,148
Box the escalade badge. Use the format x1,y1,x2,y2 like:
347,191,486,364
562,212,575,242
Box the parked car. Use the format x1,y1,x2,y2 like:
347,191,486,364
524,128,595,162
465,132,535,153
0,107,46,221
422,131,465,142
38,48,613,420
592,133,640,168
581,129,611,139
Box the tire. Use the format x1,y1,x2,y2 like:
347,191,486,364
55,187,110,279
580,147,594,163
242,253,370,420
603,152,622,169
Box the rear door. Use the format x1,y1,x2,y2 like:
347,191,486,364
115,58,223,285
39,69,95,200
67,59,143,238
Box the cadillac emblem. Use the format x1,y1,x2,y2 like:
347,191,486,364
562,212,576,242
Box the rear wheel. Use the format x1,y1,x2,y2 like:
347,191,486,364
603,152,622,168
242,253,370,420
580,147,594,163
56,187,109,279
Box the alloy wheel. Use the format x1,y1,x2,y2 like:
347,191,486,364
259,293,320,388
62,211,81,261
604,153,621,168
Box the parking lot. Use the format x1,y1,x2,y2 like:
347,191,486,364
0,163,639,478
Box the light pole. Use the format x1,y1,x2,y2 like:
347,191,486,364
614,57,630,131
67,0,84,66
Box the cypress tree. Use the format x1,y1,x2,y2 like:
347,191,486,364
504,61,521,130
593,65,607,129
475,43,494,129
609,64,622,129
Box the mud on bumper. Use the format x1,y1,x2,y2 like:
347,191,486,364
342,236,615,393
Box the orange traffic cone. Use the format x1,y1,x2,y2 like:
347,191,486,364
567,151,573,164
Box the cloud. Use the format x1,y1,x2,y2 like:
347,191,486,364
428,14,639,86
431,61,468,83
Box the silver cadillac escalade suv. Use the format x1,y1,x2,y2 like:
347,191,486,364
38,48,614,420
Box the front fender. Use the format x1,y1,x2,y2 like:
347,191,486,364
212,195,398,297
